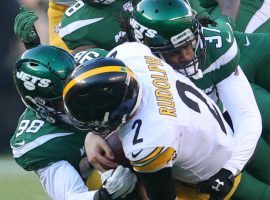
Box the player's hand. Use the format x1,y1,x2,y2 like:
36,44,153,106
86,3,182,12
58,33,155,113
14,5,38,43
85,132,118,172
101,165,138,199
197,168,234,200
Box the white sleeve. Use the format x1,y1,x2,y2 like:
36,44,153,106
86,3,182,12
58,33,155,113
36,160,98,200
217,66,262,175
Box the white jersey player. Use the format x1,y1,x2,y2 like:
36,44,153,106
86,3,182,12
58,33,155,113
63,42,260,200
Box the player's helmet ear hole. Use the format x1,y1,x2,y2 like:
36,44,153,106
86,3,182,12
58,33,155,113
155,9,159,13
168,2,172,6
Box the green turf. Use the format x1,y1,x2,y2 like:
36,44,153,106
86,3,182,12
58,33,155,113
0,154,49,200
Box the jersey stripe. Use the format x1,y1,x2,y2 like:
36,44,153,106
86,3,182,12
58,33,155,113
131,147,164,165
203,38,238,75
63,66,132,97
132,147,176,172
11,132,74,158
59,18,104,38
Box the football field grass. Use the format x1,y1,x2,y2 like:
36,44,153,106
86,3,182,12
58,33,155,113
0,154,49,200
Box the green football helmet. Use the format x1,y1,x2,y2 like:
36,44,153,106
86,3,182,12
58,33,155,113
63,57,141,136
13,45,77,124
129,0,206,78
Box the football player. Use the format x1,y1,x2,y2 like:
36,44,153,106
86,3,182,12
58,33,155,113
129,0,261,172
15,0,118,52
194,0,270,33
10,45,137,200
58,0,132,53
189,0,270,134
62,42,268,200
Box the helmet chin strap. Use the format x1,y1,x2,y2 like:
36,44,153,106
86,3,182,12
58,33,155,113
191,68,203,79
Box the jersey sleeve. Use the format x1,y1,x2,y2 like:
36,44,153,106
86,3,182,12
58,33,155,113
10,109,85,171
120,117,178,173
204,21,240,84
127,146,176,173
36,160,97,200
59,1,99,50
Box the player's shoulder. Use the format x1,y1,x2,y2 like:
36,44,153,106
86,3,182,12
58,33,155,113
10,108,78,149
107,42,153,59
202,22,235,51
59,1,106,36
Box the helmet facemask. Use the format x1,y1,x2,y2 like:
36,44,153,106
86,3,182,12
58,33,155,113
129,0,206,79
152,20,206,79
24,95,72,125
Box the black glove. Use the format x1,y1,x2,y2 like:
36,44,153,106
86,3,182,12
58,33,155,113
197,168,234,200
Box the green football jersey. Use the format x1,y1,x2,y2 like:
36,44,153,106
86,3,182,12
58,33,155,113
59,0,132,50
197,0,270,33
191,18,239,102
10,108,86,171
234,31,270,91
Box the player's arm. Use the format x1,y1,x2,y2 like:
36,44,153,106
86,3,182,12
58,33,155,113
14,5,41,49
137,167,176,200
73,45,97,55
127,146,177,200
217,66,262,175
216,0,240,22
36,160,137,200
84,132,118,172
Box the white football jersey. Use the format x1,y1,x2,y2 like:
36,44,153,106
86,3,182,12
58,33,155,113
108,42,235,184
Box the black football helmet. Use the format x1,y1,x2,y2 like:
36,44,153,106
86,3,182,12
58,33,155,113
63,57,141,136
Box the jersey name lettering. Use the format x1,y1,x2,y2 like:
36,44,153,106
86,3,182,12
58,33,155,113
145,56,177,117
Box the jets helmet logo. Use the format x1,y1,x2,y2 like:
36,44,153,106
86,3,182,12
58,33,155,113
16,71,51,91
130,18,157,42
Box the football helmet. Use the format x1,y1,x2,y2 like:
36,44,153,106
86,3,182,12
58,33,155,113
130,0,206,78
13,45,77,124
63,57,141,136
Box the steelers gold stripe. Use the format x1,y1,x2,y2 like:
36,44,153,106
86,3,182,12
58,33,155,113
63,66,128,97
133,147,176,172
131,147,164,165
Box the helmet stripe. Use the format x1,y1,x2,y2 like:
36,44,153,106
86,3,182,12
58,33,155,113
63,66,132,97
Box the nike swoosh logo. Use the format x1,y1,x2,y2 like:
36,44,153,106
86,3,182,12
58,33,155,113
226,32,232,43
244,35,250,46
59,18,104,38
132,149,143,158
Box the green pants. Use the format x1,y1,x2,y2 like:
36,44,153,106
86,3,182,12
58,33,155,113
232,138,270,199
250,83,270,131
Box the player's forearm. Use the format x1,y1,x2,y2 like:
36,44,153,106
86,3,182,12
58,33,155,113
138,167,176,200
36,160,99,200
216,0,240,22
218,67,262,175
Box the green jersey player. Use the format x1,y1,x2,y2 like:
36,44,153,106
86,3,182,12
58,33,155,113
197,0,270,33
189,0,270,137
10,45,137,200
59,0,133,52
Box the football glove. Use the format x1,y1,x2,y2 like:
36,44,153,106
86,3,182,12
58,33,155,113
101,165,138,199
198,168,234,200
14,5,40,47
